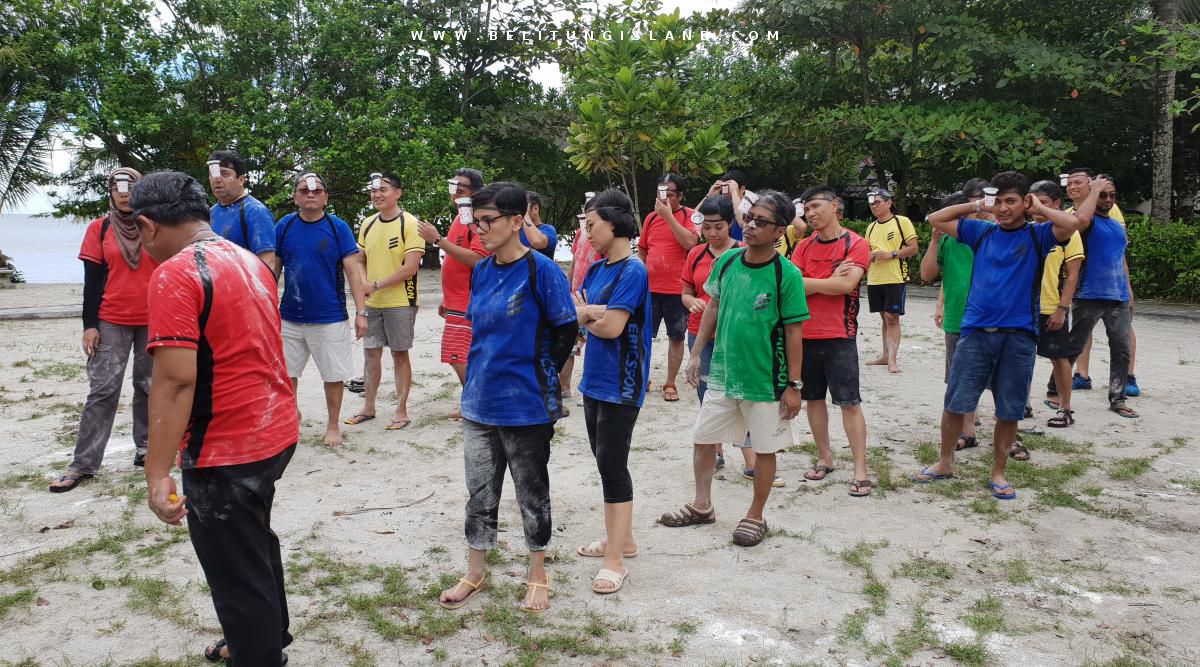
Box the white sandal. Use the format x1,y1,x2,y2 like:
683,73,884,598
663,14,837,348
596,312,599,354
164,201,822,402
592,567,628,595
576,539,638,559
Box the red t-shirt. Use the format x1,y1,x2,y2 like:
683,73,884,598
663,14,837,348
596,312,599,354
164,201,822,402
637,207,697,294
570,229,600,292
790,230,870,339
440,214,491,314
78,216,159,326
680,242,741,335
147,238,298,469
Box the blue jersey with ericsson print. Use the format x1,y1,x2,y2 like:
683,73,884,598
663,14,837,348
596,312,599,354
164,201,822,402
578,256,653,408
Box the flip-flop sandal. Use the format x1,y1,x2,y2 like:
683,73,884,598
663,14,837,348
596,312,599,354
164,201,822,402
1109,405,1139,419
848,479,875,497
385,419,411,430
731,517,768,547
1047,409,1075,428
438,576,486,610
343,414,375,425
592,567,628,595
521,576,551,613
955,434,978,451
1043,399,1062,410
1009,444,1031,461
48,472,93,493
576,539,638,559
989,481,1017,500
913,466,953,484
803,464,835,481
657,502,716,527
662,383,680,402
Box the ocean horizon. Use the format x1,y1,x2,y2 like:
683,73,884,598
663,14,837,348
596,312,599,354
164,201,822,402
0,213,88,284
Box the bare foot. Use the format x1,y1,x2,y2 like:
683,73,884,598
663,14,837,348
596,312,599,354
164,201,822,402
888,365,901,374
447,409,463,421
866,356,887,366
323,427,343,447
439,572,485,607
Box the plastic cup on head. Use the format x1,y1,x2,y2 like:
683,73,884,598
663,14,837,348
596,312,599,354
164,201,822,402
305,175,318,191
116,180,129,194
793,199,805,218
983,186,998,208
1059,173,1069,187
207,160,221,178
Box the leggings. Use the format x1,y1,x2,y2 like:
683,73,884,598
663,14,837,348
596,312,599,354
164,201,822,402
582,397,639,503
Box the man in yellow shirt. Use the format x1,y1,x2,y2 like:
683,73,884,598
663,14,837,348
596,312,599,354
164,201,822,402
864,189,918,373
346,171,426,430
1026,181,1084,434
1062,167,1139,397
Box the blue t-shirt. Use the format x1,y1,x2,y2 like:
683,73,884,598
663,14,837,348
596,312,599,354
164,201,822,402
462,250,577,426
579,256,653,407
730,221,743,241
211,194,276,254
1075,215,1130,302
957,218,1060,336
520,224,559,260
275,212,358,324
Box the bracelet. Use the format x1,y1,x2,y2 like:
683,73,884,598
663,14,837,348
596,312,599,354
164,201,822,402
974,200,982,213
372,280,379,291
1056,305,1068,312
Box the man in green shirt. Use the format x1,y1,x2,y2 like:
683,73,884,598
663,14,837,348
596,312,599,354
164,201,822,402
919,191,980,450
658,190,809,548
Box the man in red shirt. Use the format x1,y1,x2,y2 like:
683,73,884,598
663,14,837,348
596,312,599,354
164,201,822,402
790,185,874,496
418,168,489,419
637,173,699,402
134,171,298,666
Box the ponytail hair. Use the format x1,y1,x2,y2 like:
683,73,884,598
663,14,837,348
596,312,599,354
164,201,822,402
585,188,639,238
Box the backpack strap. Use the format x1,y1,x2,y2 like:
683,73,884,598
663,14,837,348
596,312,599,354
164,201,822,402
717,248,746,284
98,216,111,267
239,198,248,247
1028,225,1046,333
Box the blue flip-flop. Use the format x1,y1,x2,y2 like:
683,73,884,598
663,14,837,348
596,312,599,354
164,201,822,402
913,467,953,484
989,481,1017,500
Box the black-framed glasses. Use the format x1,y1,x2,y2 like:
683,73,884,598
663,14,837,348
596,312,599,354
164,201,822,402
468,213,510,231
743,214,783,228
1097,192,1118,200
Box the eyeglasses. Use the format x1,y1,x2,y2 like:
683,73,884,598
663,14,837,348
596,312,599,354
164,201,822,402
468,214,510,231
1097,192,1118,200
297,188,325,196
743,214,783,228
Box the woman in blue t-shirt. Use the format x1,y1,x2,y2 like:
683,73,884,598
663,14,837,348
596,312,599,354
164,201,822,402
573,189,652,595
437,182,578,615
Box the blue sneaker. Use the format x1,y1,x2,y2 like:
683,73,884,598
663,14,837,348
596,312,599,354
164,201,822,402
1125,375,1140,397
1072,372,1092,390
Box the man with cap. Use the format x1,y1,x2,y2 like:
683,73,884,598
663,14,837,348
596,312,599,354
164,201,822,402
275,171,367,446
864,188,918,374
344,171,425,431
206,150,277,269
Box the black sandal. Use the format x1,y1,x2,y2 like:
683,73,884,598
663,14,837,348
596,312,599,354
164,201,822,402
204,638,227,663
955,434,978,451
1009,443,1031,461
1047,409,1074,428
848,479,875,497
48,472,93,493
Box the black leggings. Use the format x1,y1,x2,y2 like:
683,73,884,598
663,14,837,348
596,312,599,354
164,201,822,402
582,397,639,503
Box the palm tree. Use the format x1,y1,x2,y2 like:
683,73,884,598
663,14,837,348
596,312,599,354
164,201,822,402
0,24,55,212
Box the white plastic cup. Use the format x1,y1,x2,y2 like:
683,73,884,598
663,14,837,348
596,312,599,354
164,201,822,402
447,179,460,196
116,180,129,194
721,183,730,195
982,186,998,207
585,191,596,199
793,199,805,218
739,191,758,215
1059,173,1069,187
657,186,668,202
455,197,473,224
207,160,221,178
305,175,318,191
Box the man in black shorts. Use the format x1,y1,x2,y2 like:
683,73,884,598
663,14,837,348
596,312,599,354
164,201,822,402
864,190,918,374
789,186,875,496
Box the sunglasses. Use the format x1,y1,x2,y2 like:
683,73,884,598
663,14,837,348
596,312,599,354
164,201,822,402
742,214,783,228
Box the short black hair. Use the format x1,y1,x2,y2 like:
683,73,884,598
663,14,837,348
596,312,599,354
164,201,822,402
990,171,1029,198
378,171,401,189
1096,173,1118,190
585,188,638,238
697,195,734,223
1067,166,1095,178
940,191,969,208
526,191,543,209
470,181,528,216
961,178,989,199
130,170,211,227
754,189,796,226
658,173,685,192
1029,180,1063,201
455,168,484,192
799,185,837,202
720,169,747,185
208,150,247,177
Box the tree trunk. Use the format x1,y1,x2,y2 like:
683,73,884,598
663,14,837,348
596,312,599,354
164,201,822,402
1151,0,1180,224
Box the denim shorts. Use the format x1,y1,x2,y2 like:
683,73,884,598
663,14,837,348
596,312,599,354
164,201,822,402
944,330,1036,422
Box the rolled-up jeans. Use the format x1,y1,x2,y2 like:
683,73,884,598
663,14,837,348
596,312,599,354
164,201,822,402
461,418,553,551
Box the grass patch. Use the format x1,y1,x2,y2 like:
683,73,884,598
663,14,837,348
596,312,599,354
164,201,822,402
962,594,1005,636
913,441,939,466
880,602,938,666
1019,433,1092,455
29,361,86,382
0,520,152,585
866,447,909,494
895,556,955,581
0,589,35,620
968,497,1010,521
838,608,869,642
1002,559,1033,585
838,540,890,615
943,641,991,666
1108,457,1153,481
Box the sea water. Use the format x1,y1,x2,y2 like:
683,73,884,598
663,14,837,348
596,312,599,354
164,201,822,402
0,214,87,283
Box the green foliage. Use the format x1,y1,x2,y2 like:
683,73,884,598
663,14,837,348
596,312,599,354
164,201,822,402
1124,217,1200,301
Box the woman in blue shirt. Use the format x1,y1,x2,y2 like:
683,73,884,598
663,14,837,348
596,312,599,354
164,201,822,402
438,182,578,614
574,189,652,595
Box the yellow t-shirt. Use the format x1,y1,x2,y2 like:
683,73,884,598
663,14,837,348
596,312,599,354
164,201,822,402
865,215,917,284
775,225,802,257
357,211,425,308
1040,231,1085,314
1065,203,1125,225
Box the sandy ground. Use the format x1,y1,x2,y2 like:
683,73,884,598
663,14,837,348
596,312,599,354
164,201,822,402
1,272,1199,667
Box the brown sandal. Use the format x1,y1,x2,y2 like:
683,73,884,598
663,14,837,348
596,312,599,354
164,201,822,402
662,383,680,402
731,518,768,547
803,464,835,481
657,502,715,527
1009,444,1031,461
848,479,875,497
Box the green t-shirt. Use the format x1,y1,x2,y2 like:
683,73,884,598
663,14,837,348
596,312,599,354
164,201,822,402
937,235,975,335
705,249,810,402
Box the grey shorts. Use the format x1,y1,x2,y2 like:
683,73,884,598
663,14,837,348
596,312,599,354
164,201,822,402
365,306,417,351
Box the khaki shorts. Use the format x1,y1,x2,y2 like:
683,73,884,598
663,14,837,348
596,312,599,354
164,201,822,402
692,389,793,454
364,306,417,351
282,319,355,382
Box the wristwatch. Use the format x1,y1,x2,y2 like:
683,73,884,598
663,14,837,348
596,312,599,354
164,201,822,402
356,311,368,318
787,379,803,392
890,250,898,258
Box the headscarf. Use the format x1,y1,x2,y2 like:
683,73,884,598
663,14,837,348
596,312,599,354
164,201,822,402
107,167,144,270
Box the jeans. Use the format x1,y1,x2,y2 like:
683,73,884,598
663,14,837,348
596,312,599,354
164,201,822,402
461,418,553,551
945,330,1037,422
1068,299,1133,408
